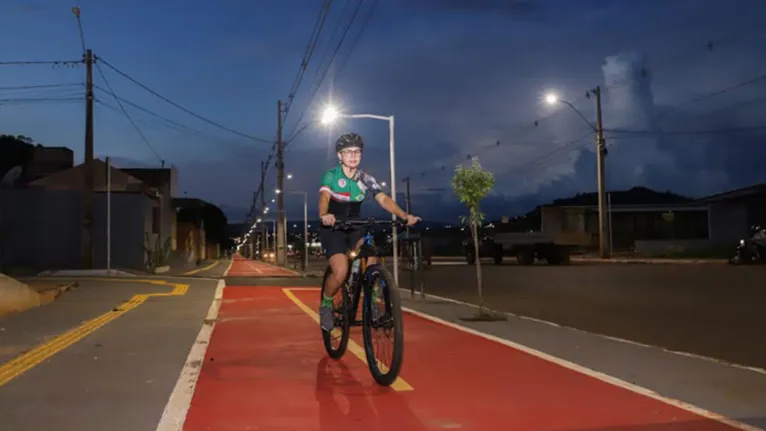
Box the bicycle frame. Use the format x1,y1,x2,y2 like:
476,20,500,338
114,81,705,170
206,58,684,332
344,231,382,326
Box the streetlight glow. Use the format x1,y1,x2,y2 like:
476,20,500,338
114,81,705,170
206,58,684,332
275,189,281,194
321,106,340,125
287,173,293,179
257,218,262,223
545,93,559,105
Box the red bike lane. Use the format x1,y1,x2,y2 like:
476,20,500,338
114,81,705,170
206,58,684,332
227,255,299,277
182,286,747,431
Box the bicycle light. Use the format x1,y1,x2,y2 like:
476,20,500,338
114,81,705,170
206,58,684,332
349,250,358,259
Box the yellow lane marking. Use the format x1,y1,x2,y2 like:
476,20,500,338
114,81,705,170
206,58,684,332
282,288,414,392
0,279,188,388
183,261,220,276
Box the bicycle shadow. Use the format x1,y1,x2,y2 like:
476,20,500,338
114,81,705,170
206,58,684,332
314,356,427,430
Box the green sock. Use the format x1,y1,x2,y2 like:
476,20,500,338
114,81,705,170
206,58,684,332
321,294,334,307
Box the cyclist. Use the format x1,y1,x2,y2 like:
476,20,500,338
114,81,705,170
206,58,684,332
318,132,420,331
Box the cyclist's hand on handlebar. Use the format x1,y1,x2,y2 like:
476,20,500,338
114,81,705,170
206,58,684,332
405,214,421,226
321,214,336,226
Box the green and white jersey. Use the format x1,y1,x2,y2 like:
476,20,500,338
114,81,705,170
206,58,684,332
319,164,383,220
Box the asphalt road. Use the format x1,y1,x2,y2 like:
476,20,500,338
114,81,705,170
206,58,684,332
1,259,764,430
399,260,766,369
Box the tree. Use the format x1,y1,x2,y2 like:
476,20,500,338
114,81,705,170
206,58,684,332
451,157,503,320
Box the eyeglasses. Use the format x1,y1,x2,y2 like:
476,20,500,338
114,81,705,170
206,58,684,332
340,149,362,157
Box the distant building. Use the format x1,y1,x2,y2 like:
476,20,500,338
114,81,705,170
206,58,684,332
540,185,766,255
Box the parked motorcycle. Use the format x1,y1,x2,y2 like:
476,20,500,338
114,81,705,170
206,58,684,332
729,225,766,265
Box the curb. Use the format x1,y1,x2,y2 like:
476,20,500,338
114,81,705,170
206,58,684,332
36,281,78,306
570,257,728,265
0,277,78,316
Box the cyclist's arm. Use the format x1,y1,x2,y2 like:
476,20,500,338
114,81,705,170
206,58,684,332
318,171,334,216
360,171,408,219
318,190,331,216
374,192,408,219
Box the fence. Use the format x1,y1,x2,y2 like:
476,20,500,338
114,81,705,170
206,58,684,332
401,235,426,300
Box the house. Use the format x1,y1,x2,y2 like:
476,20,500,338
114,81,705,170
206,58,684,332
0,159,164,271
540,184,766,255
540,187,709,253
120,166,178,252
699,183,766,245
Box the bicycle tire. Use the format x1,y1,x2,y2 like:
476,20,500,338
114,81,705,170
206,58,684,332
320,267,350,359
361,264,404,386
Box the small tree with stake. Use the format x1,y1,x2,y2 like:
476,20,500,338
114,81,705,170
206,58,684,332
451,157,505,321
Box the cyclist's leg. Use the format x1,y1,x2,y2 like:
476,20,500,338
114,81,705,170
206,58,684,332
349,232,383,319
318,228,349,331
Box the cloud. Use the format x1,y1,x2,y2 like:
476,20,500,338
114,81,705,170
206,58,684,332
313,0,766,216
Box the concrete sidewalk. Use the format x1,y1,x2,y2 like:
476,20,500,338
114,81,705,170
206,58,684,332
0,277,219,431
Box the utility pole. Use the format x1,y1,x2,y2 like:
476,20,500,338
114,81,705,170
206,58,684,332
275,100,287,266
403,176,411,238
592,86,609,259
82,48,95,269
260,161,266,258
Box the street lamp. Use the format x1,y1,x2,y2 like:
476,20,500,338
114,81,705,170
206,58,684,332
544,89,608,258
544,92,596,130
319,104,401,287
284,174,309,271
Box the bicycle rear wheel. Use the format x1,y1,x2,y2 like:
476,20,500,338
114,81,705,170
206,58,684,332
362,264,404,386
320,267,350,359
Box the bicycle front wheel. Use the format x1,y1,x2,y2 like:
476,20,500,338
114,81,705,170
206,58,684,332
361,264,404,386
320,267,350,359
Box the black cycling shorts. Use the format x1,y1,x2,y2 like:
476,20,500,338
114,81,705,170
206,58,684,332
319,226,363,258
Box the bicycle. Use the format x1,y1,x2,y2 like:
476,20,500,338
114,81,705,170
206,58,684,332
320,218,407,386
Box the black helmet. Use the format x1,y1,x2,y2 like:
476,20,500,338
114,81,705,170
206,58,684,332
335,133,364,152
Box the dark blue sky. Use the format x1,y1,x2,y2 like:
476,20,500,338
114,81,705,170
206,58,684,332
2,0,765,222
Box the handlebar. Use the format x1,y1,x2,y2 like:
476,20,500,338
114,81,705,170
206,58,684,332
330,218,411,230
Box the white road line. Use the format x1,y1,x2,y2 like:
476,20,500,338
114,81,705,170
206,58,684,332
223,259,234,277
154,279,225,431
244,261,263,273
402,307,760,431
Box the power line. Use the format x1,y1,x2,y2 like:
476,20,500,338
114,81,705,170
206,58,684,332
0,60,80,66
608,125,766,136
93,85,251,147
0,96,81,104
0,83,82,91
286,0,364,140
95,56,274,145
94,61,163,162
281,0,333,127
399,23,766,184
283,0,377,141
334,0,378,80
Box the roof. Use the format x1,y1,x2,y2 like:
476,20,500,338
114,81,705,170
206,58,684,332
544,203,708,213
543,186,693,208
27,159,150,194
697,183,766,203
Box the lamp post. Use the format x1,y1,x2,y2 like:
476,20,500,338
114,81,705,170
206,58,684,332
545,90,609,258
320,106,401,287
